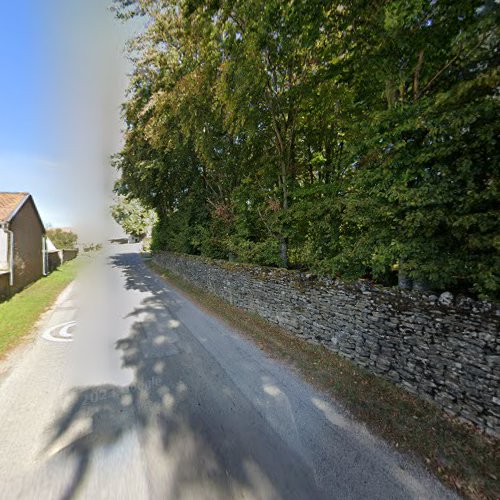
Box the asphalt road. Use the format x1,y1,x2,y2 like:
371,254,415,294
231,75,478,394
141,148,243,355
0,245,457,500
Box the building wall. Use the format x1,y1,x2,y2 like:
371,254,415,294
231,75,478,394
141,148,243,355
0,272,9,300
10,198,44,293
153,251,500,436
47,251,62,273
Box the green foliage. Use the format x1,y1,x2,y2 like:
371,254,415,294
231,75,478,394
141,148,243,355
46,228,78,250
113,0,500,299
110,196,158,238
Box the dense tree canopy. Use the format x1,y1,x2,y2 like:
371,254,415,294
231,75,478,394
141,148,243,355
113,0,499,299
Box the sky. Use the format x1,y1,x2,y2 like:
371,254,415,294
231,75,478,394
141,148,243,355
0,0,140,241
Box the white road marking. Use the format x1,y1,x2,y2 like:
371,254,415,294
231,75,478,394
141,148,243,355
42,321,77,343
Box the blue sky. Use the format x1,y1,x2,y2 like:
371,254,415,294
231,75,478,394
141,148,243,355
0,0,135,238
0,1,47,155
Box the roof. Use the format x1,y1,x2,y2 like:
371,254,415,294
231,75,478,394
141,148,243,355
0,192,45,232
0,192,30,223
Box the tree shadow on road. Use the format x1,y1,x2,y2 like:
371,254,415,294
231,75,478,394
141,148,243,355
45,251,326,500
109,252,163,295
47,385,136,500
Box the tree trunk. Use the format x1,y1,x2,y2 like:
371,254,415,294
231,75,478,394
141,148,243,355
279,237,288,268
413,50,424,102
279,160,289,268
398,257,413,290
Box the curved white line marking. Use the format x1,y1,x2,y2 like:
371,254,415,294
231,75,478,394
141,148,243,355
42,321,76,343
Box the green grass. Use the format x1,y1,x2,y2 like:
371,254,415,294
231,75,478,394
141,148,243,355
0,259,80,356
149,261,500,500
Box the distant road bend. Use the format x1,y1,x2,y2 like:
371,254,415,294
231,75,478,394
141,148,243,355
0,245,456,499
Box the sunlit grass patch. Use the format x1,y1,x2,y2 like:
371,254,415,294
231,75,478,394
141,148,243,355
0,258,80,356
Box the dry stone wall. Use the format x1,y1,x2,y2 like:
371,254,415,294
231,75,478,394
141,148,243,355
153,251,500,436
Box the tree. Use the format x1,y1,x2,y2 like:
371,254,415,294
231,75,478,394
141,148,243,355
110,196,158,238
46,228,78,250
333,0,500,296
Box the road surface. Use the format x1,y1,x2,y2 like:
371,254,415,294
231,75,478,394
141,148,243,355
0,245,456,499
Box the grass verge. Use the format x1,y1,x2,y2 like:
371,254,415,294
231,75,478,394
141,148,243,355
148,260,499,500
0,258,80,356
